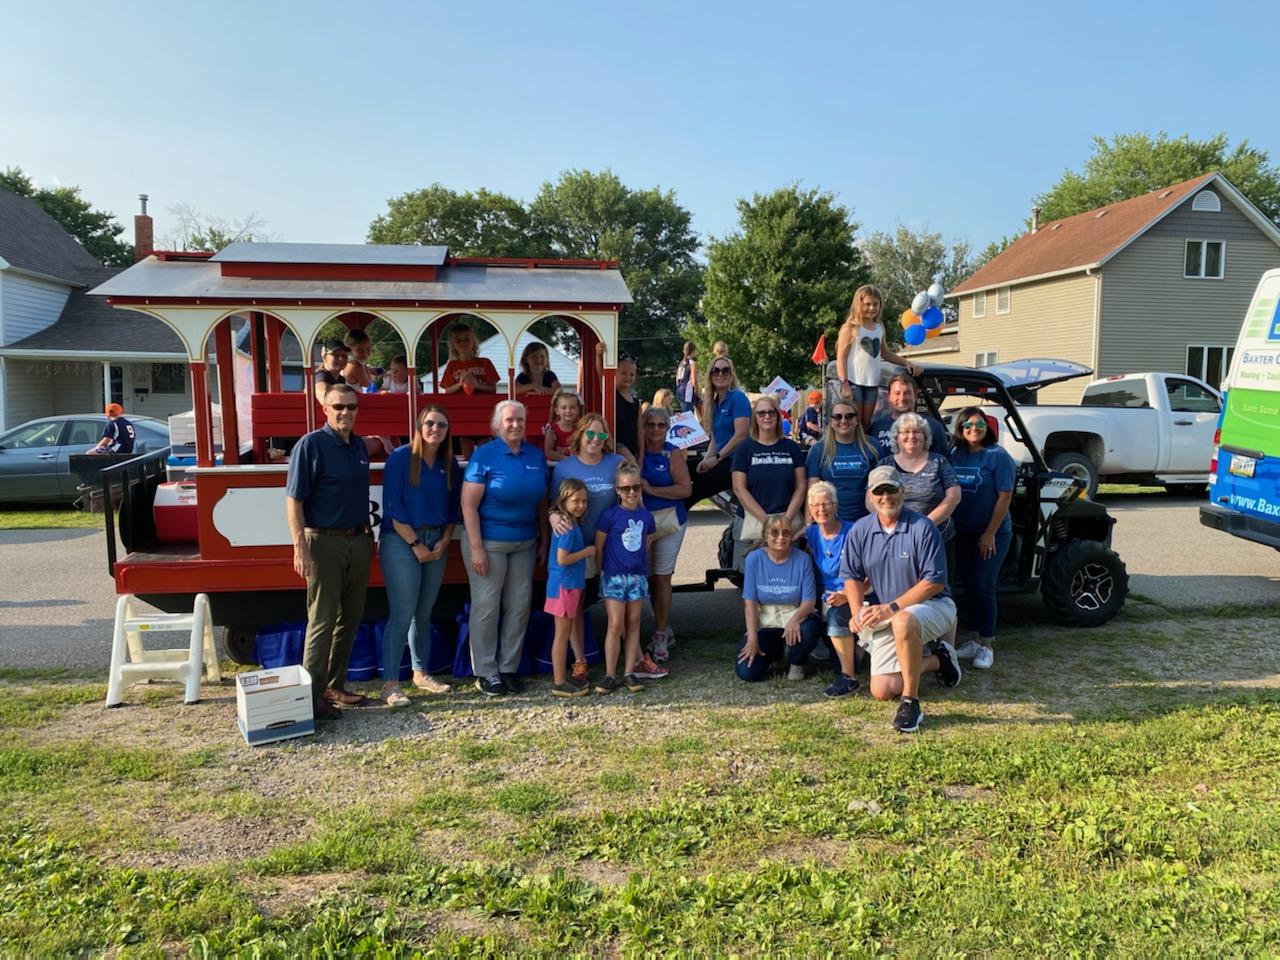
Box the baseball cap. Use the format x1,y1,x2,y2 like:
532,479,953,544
867,465,903,491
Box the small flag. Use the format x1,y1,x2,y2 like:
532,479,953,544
811,334,828,366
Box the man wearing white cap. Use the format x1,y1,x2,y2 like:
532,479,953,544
840,464,961,733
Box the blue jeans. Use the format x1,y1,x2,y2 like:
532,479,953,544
380,526,448,678
735,614,825,682
954,526,1011,638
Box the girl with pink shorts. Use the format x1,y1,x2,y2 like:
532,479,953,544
545,478,594,696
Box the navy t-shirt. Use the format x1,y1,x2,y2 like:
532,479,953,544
103,417,135,454
869,413,949,459
596,503,655,577
516,369,558,388
285,424,371,529
805,440,876,522
950,446,1016,534
732,438,805,517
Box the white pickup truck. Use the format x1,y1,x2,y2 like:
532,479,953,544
973,361,1222,497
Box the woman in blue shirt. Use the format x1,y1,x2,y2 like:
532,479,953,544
805,398,878,523
949,407,1016,671
639,405,692,663
737,513,822,682
804,481,857,697
379,405,461,707
461,400,549,696
688,356,751,506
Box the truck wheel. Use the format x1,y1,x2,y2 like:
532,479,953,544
1041,541,1128,626
220,625,258,665
1048,452,1099,499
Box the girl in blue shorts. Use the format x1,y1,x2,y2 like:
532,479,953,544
594,463,656,694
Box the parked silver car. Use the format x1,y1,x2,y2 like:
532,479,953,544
0,414,170,504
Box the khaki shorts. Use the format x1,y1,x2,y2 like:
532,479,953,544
857,596,957,676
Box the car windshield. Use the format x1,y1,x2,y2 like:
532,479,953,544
0,421,63,449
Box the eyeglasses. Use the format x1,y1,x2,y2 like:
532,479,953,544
765,529,793,539
616,484,641,492
710,367,732,375
871,485,901,496
961,420,987,429
585,430,609,441
829,412,857,421
421,419,448,430
328,403,358,412
754,409,778,418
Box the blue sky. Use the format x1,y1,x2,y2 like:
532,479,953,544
2,0,1276,256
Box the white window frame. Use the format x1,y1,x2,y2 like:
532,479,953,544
1186,343,1235,388
974,351,999,368
1184,239,1226,280
996,286,1011,314
973,290,987,318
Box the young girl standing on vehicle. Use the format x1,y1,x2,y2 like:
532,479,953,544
545,478,594,696
544,388,582,463
835,284,921,430
440,324,500,396
594,463,659,694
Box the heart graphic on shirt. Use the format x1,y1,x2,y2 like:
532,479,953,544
622,518,644,552
859,336,881,358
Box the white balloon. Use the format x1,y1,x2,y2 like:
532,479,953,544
911,291,931,316
927,282,945,306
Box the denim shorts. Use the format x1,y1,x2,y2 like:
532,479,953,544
849,383,879,406
822,599,854,638
600,572,649,602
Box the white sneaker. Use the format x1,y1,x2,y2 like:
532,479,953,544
954,639,981,660
972,645,994,669
787,664,806,681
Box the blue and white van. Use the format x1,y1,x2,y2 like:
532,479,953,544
1200,268,1280,550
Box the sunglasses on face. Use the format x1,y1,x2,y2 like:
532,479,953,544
830,412,857,421
711,367,732,375
328,403,358,412
961,420,987,429
421,419,448,430
754,409,778,418
616,484,641,493
871,485,901,496
585,430,609,441
766,529,792,539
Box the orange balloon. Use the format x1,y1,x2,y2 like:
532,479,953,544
901,308,919,327
926,325,942,339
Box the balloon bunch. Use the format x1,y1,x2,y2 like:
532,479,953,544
900,282,946,346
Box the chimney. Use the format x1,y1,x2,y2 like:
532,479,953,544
133,194,154,262
1031,205,1041,234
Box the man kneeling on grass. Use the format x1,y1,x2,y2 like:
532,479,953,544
841,465,962,733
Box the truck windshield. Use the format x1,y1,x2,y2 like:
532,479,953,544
1082,381,1150,408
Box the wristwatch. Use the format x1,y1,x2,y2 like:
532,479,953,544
410,539,423,548
888,601,900,613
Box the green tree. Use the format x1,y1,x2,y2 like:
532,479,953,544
974,236,1014,269
698,185,866,391
1035,132,1280,225
528,169,703,396
1,165,132,265
367,184,538,257
861,226,973,329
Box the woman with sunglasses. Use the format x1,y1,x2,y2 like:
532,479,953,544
730,393,806,570
805,398,878,524
688,356,751,506
378,406,461,707
949,407,1016,670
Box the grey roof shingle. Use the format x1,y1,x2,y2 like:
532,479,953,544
1,266,185,355
0,188,105,284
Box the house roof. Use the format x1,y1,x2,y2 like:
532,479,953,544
950,173,1226,295
0,266,185,358
0,188,105,285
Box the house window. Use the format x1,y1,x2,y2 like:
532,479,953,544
975,351,999,368
1191,190,1221,213
1186,344,1235,389
151,363,187,394
108,366,124,406
973,291,987,318
1184,240,1225,279
996,286,1011,314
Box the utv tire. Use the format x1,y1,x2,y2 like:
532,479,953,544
220,625,258,665
717,523,743,589
1048,452,1099,499
1041,540,1128,626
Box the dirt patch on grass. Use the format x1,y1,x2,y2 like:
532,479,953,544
107,813,313,870
942,784,998,803
759,838,849,867
248,871,366,917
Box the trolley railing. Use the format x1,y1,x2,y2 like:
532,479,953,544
100,446,171,577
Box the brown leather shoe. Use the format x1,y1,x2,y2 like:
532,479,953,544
324,687,372,707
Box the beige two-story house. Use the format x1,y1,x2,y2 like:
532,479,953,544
947,172,1280,403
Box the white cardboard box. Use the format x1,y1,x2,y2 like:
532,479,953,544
236,665,314,746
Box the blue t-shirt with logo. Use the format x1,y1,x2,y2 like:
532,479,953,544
463,439,549,542
805,520,855,596
712,389,751,450
950,446,1016,534
732,437,805,517
551,453,624,535
743,548,816,607
805,440,876,522
546,525,587,597
596,503,655,577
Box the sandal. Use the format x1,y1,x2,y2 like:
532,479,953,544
384,690,412,709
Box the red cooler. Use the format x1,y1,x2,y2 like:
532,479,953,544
153,482,198,542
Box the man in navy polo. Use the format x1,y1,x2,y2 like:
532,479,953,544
841,464,961,733
286,383,374,720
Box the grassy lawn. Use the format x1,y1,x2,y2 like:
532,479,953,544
0,507,100,530
4,602,1280,956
